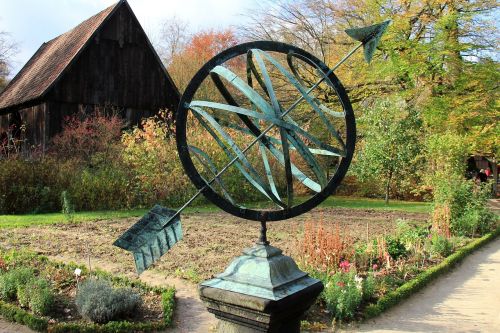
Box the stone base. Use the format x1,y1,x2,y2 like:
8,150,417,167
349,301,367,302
200,274,323,333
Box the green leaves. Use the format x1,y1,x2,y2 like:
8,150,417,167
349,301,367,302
354,96,423,202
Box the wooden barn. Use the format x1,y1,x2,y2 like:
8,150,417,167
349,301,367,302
0,0,180,149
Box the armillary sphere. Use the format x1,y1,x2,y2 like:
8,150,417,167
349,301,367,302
176,41,356,222
115,22,391,274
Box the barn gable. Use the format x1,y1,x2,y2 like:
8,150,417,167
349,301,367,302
0,0,179,114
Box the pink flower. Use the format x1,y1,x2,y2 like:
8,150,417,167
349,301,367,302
372,264,379,270
337,281,345,288
339,260,350,272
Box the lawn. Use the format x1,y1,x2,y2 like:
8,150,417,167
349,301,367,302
0,196,430,228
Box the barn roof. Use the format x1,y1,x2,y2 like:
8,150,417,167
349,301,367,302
0,0,174,112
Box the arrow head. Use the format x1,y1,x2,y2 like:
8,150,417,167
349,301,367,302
345,20,391,63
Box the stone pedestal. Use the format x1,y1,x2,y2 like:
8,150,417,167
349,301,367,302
199,244,323,333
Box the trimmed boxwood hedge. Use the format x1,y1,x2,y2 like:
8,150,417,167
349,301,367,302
364,226,500,319
0,249,176,332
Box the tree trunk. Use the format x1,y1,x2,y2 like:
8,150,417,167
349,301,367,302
385,171,393,205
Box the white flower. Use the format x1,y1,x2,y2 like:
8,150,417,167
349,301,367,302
354,275,363,290
74,268,82,277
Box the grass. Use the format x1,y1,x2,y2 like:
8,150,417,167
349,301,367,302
318,196,430,213
0,196,430,229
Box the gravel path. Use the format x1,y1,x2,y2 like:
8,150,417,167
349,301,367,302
0,320,35,333
345,236,500,333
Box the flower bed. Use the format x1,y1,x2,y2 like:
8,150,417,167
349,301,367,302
297,217,499,329
0,249,175,332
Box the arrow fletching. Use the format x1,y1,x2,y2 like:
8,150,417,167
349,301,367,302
113,205,183,274
345,20,391,63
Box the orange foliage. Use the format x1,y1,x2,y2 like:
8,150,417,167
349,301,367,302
298,217,354,273
432,204,451,238
168,28,239,92
184,29,238,62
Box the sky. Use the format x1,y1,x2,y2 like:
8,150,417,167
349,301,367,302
0,0,260,78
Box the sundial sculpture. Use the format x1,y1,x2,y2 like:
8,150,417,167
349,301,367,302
114,20,390,332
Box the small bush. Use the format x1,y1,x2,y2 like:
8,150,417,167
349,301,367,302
26,278,54,316
430,234,453,257
16,283,30,308
50,111,124,165
453,207,496,238
76,279,142,324
385,236,408,260
68,164,130,211
0,268,34,301
433,175,496,237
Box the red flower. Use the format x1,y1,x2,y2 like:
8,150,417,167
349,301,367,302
339,260,350,272
337,281,345,288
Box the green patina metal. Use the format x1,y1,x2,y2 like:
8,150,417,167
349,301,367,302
345,20,391,63
201,244,320,301
113,205,182,274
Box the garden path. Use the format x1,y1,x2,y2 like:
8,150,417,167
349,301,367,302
342,236,500,333
0,319,35,333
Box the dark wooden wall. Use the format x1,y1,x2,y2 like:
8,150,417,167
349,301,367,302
0,103,48,149
47,4,179,112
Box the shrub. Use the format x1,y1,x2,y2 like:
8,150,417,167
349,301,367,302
76,279,142,324
385,236,407,260
0,157,64,214
121,113,197,207
16,283,30,308
68,164,130,211
17,278,55,316
453,208,496,237
30,279,53,316
50,110,124,165
0,268,34,301
432,174,496,237
430,234,453,257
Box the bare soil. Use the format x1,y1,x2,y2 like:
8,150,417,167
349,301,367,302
0,208,428,332
0,208,428,281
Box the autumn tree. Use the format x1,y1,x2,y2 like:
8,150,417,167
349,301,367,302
163,27,239,94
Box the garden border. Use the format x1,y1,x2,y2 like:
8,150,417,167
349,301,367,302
0,250,176,332
363,226,500,319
